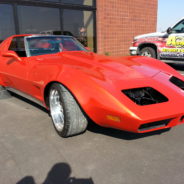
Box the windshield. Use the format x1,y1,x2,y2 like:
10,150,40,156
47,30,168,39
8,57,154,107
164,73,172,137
172,19,184,33
25,36,87,57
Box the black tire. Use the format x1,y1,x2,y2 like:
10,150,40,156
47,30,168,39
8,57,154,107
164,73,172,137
49,83,88,137
140,47,156,58
0,85,11,99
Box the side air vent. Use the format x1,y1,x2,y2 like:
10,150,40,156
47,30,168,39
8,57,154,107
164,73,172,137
170,76,184,90
138,119,172,131
122,87,168,106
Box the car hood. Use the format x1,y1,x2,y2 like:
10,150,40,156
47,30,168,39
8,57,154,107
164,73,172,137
39,51,176,92
134,32,167,39
55,52,162,82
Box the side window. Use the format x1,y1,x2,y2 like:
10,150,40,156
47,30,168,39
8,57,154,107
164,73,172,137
172,20,184,33
9,37,27,57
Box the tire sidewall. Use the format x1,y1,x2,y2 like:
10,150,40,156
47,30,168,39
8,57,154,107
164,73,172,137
49,83,88,137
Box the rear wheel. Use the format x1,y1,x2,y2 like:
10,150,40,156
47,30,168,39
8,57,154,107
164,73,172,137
0,86,11,99
140,47,156,58
49,83,88,137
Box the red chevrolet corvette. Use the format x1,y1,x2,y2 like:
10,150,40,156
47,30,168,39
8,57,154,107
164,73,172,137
0,34,184,137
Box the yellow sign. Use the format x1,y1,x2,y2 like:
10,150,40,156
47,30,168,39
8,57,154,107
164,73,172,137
161,48,184,53
166,36,184,47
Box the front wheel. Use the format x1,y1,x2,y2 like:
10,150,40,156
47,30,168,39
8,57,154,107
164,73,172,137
140,47,156,58
49,83,88,137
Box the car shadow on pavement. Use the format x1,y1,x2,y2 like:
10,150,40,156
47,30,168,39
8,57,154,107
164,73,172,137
16,162,94,184
87,121,171,140
11,90,170,140
10,92,48,113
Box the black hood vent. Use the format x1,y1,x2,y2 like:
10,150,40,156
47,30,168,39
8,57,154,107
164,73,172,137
122,87,168,106
170,76,184,90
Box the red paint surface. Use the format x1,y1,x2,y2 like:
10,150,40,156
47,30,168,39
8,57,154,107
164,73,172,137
0,35,184,133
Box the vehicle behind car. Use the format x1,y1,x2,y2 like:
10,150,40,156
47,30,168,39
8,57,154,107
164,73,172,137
130,17,184,63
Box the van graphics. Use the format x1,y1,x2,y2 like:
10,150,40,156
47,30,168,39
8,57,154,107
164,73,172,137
166,36,184,48
160,36,184,58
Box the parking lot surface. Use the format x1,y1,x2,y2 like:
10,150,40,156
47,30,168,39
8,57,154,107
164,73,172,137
0,64,184,184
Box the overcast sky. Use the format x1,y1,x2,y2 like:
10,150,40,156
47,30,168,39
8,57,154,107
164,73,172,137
157,0,184,32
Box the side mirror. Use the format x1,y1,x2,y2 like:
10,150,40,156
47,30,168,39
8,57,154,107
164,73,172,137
167,27,172,34
2,51,22,62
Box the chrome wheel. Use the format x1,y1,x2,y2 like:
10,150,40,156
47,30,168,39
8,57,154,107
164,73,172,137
49,89,64,132
141,51,152,57
140,47,156,58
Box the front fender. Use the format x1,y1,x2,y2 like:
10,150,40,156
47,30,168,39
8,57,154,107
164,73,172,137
49,67,138,128
131,56,182,79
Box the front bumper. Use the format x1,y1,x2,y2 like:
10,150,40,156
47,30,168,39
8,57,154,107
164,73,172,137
129,46,138,56
91,72,184,134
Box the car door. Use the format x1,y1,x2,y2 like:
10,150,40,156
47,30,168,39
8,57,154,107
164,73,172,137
0,37,30,92
3,55,30,92
160,19,184,59
0,37,42,99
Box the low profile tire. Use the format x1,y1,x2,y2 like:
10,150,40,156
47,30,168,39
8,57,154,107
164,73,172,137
140,47,156,58
0,85,11,99
49,83,88,137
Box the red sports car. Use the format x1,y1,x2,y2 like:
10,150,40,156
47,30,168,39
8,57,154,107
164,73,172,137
0,34,184,137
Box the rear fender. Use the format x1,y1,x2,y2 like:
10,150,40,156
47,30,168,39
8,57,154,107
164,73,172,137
0,74,5,86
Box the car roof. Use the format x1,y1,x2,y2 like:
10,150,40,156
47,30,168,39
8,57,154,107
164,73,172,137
10,34,73,39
